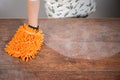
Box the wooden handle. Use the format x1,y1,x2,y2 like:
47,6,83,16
27,0,40,27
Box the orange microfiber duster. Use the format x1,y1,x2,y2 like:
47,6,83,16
5,24,44,62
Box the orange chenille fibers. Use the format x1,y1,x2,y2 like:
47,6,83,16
5,24,44,62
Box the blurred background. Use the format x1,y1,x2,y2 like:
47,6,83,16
0,0,120,18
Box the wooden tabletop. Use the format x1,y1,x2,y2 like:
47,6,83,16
0,18,120,80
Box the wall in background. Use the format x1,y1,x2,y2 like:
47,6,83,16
89,0,120,18
0,0,120,18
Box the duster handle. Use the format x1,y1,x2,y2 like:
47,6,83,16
27,0,40,28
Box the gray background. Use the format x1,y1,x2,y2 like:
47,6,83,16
0,0,120,18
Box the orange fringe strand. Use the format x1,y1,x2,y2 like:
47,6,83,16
5,24,44,62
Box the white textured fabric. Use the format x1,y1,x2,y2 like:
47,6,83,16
44,0,96,18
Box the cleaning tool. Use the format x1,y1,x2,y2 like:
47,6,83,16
5,0,43,62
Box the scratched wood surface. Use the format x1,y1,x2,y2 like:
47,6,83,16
0,19,120,80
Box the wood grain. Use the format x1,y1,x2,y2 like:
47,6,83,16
0,19,120,80
0,70,120,80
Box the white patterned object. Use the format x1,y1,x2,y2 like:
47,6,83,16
44,0,96,18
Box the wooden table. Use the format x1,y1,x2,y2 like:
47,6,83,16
0,19,120,80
